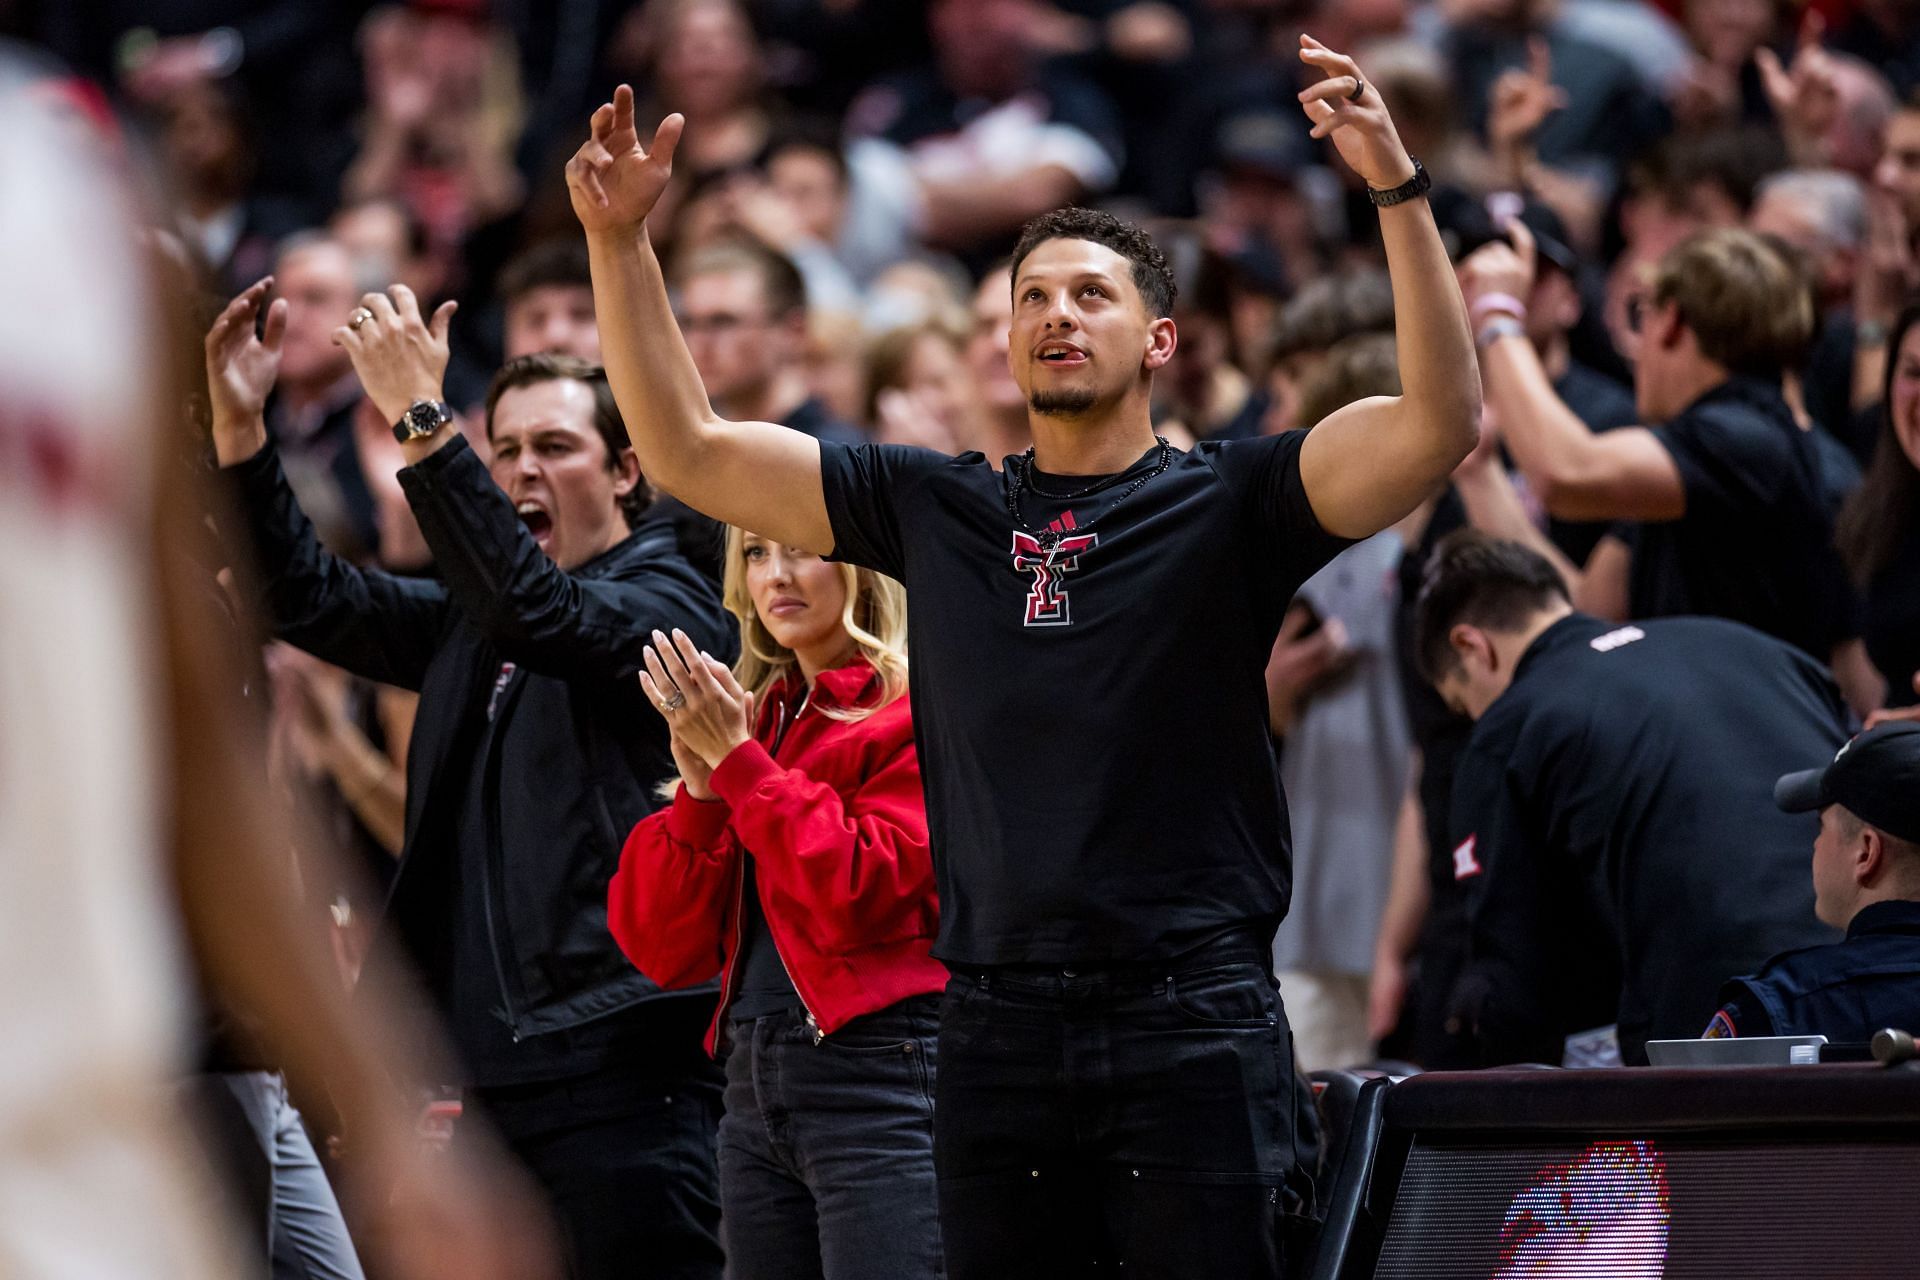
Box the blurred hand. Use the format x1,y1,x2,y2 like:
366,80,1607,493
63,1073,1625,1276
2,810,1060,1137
362,10,438,132
1458,216,1539,311
1295,35,1416,191
331,285,457,426
1368,952,1410,1043
1488,39,1567,157
1756,13,1838,153
205,277,286,464
1106,3,1192,63
346,1127,561,1280
1866,672,1920,729
1265,602,1353,735
567,85,684,237
1858,188,1920,325
726,178,808,251
874,388,960,453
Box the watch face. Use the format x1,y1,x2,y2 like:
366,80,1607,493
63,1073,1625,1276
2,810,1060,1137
406,401,445,435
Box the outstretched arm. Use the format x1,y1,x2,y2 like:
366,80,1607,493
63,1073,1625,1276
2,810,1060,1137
1294,35,1481,539
568,87,833,552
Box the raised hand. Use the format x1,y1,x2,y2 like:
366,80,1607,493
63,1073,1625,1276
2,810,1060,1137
566,85,684,236
1755,12,1838,160
1295,34,1416,192
1459,216,1539,313
205,277,287,464
1488,38,1567,159
331,284,457,427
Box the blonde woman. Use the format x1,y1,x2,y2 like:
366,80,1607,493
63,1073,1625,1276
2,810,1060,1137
609,528,944,1279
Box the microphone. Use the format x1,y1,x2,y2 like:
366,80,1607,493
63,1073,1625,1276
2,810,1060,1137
1870,1028,1916,1066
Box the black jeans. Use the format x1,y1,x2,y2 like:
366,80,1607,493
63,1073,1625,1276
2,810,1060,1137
717,997,944,1279
935,940,1307,1279
463,1060,725,1280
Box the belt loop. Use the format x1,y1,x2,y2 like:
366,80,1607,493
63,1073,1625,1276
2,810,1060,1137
978,971,992,992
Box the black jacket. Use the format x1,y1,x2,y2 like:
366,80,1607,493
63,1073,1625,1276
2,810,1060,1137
1447,614,1844,1066
1711,900,1920,1043
228,436,736,1052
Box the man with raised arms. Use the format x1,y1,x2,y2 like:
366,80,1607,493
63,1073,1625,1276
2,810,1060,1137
568,35,1477,1278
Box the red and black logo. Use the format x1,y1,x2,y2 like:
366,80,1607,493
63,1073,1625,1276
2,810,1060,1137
1010,512,1097,627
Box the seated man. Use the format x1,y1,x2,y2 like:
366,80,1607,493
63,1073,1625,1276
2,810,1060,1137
1706,722,1920,1042
1414,531,1846,1065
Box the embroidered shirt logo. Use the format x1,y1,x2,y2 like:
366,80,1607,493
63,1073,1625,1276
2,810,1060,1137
1452,833,1483,880
487,661,518,721
1010,521,1098,627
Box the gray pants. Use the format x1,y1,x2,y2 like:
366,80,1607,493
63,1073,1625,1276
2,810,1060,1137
187,1071,366,1280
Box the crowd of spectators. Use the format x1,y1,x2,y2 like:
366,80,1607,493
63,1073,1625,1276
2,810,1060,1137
14,0,1920,1271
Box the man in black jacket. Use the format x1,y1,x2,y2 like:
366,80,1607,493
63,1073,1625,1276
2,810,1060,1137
205,277,735,1280
1413,531,1845,1066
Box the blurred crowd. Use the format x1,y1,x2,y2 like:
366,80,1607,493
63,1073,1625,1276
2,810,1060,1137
15,0,1920,1068
11,0,1920,1272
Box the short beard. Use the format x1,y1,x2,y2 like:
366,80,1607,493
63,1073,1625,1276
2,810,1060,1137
1028,386,1098,416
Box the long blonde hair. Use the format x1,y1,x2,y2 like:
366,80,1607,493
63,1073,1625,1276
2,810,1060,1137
723,525,908,723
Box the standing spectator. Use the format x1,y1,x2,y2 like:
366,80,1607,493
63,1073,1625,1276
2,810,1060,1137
960,262,1033,462
158,80,308,291
610,534,945,1280
264,232,382,560
1270,334,1416,1072
567,33,1478,1269
499,238,601,362
865,321,977,454
1415,532,1844,1064
1462,224,1861,684
207,283,735,1280
1838,303,1920,710
844,0,1124,265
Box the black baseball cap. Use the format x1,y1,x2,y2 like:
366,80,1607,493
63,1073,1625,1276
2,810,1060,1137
1774,722,1920,844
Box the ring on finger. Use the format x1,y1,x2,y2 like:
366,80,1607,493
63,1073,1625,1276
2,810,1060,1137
660,689,687,712
348,307,376,330
1347,75,1366,102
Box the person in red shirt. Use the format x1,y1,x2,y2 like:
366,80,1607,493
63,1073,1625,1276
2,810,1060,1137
609,529,944,1279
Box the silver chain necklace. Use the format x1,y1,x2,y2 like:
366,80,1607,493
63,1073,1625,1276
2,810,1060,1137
1004,436,1173,552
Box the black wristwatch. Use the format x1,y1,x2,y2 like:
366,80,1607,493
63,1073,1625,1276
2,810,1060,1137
1367,158,1431,208
392,398,455,443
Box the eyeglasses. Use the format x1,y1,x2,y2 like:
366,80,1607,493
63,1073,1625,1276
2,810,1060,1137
678,311,771,337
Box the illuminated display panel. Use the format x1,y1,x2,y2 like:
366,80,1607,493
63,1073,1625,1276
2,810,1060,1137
1374,1138,1920,1278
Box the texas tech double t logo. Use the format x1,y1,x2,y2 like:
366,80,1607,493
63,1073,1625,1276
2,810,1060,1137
1010,529,1098,627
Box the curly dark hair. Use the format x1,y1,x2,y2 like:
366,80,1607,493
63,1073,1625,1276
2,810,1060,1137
1009,207,1177,318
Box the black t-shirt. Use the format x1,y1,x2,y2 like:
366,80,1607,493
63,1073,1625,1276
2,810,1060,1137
819,432,1351,965
1447,613,1845,1065
1636,377,1848,657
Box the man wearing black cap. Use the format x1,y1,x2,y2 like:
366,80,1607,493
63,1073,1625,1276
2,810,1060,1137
1704,724,1920,1042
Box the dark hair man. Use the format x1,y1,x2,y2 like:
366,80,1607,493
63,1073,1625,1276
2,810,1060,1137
1414,532,1847,1065
1460,223,1874,706
1705,723,1920,1042
205,280,735,1280
569,34,1478,1274
499,238,601,363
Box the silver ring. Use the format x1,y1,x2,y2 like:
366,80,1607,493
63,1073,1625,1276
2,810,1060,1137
348,307,375,330
660,690,687,712
1347,75,1366,102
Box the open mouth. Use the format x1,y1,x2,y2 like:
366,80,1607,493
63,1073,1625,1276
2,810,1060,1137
516,501,553,544
1037,343,1087,367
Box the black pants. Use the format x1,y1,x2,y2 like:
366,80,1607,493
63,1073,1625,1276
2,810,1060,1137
717,998,945,1279
935,940,1308,1279
463,1061,725,1280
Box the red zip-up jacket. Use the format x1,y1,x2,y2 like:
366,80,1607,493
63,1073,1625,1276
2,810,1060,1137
608,657,945,1052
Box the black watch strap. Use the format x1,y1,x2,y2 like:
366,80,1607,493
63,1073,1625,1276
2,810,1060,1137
392,399,454,443
1367,158,1431,208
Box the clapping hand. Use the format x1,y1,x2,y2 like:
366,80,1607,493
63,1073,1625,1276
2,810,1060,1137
1295,35,1416,191
331,284,457,430
639,629,755,797
204,277,286,464
567,85,684,236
